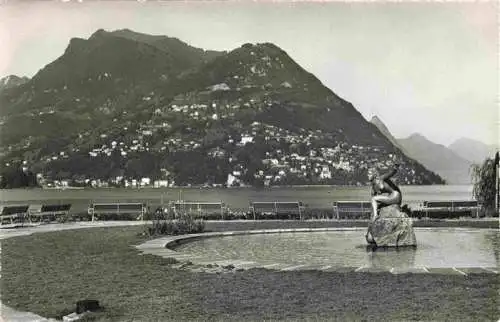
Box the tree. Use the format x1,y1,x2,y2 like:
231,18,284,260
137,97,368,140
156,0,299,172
0,167,39,189
470,154,498,216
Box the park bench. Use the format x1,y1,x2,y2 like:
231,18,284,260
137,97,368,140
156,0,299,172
170,201,227,220
422,200,479,219
88,203,147,221
250,201,305,220
0,205,30,225
29,204,72,223
333,201,372,219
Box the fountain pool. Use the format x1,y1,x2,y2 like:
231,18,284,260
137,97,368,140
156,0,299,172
173,228,499,270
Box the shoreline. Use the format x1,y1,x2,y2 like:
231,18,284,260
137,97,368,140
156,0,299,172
0,183,474,191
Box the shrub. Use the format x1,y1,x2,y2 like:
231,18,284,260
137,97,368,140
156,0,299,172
147,212,205,236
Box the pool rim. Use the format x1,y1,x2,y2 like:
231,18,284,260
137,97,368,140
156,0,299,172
135,227,499,275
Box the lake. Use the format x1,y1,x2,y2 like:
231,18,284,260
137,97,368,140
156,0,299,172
0,185,474,213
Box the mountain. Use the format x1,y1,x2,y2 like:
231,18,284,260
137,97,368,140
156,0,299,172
370,116,409,155
397,133,472,184
449,137,498,165
0,29,444,187
0,75,29,92
0,29,225,145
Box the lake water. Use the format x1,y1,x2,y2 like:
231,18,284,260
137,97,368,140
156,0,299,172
0,185,474,213
175,228,500,269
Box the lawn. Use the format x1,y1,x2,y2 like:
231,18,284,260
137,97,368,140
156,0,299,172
1,224,499,321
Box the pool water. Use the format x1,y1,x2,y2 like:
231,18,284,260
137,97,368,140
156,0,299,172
175,228,500,269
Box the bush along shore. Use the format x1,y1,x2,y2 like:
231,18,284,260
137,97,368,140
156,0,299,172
8,213,497,233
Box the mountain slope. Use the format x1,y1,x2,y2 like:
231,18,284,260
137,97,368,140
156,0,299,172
449,137,498,165
398,133,472,184
0,29,445,186
176,42,396,146
370,116,409,155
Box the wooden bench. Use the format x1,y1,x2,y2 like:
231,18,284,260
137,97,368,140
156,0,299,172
29,204,72,223
422,200,480,219
333,201,372,219
1,205,30,225
88,203,147,221
250,201,305,220
170,201,226,219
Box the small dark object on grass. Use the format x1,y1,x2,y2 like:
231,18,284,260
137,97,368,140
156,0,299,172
223,264,235,270
76,300,101,314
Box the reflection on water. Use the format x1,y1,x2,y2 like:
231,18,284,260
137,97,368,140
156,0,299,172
176,228,499,269
366,247,417,269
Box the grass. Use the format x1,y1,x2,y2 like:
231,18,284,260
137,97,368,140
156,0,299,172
1,224,499,321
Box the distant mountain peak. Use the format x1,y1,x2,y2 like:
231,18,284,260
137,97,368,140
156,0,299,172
407,133,429,141
0,75,29,91
370,115,409,157
408,132,424,138
451,137,487,146
449,136,498,164
89,28,107,38
398,133,472,184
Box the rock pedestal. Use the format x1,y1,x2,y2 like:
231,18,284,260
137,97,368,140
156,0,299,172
365,204,417,247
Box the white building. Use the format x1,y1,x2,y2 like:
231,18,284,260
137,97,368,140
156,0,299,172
140,178,151,186
319,165,332,180
154,180,169,188
240,135,254,145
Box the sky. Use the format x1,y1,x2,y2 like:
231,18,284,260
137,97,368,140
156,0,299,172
0,0,498,147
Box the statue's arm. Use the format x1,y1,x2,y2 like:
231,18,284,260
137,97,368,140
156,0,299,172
380,165,399,181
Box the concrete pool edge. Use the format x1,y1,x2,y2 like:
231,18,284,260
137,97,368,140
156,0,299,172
134,227,500,275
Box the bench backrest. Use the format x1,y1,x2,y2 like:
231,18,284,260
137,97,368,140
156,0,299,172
451,201,478,208
424,201,478,208
172,202,224,214
334,201,372,211
251,201,304,213
1,205,29,216
41,204,72,212
91,203,145,213
333,201,371,219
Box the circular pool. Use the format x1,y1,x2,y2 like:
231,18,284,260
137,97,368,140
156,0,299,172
174,228,499,269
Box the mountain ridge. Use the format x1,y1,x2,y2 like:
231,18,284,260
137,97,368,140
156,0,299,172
370,116,409,156
448,137,498,164
397,133,472,184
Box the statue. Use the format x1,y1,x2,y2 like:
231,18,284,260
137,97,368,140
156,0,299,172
365,164,417,248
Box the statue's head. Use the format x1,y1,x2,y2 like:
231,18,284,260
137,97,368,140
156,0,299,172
368,168,383,193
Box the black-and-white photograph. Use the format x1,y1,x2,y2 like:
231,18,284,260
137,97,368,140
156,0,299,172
0,0,498,321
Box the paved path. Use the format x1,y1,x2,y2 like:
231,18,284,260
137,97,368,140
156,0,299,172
0,222,145,322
